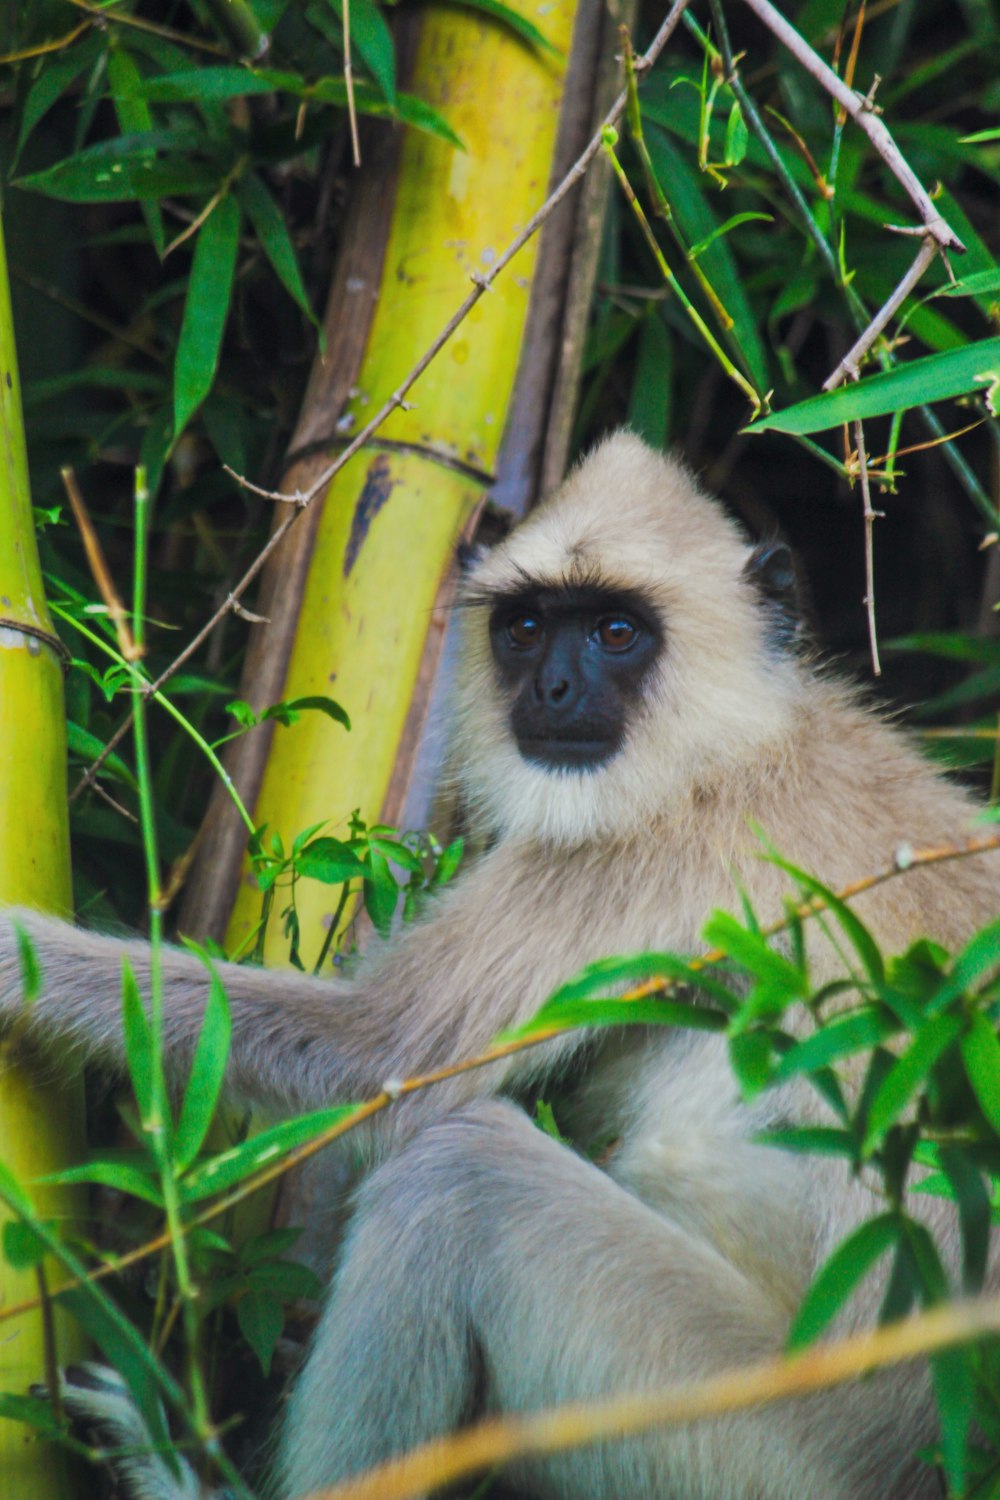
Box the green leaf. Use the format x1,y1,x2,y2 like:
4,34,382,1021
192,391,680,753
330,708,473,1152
728,1029,774,1097
174,969,232,1171
787,1213,899,1348
141,66,288,102
179,1106,356,1201
755,1126,856,1158
3,1220,46,1270
441,0,560,54
37,1157,165,1207
687,211,773,261
433,838,464,887
933,1347,973,1497
267,695,350,730
961,1013,1000,1135
108,45,166,256
627,312,673,448
66,721,138,790
237,1290,284,1376
775,1009,897,1081
14,33,104,168
15,132,218,203
236,172,317,323
722,101,748,166
363,848,399,936
546,950,738,1012
933,919,1000,1010
173,192,241,440
644,126,769,392
746,338,1000,435
505,995,726,1043
701,911,807,994
121,960,155,1122
296,837,366,884
938,1148,992,1293
765,853,885,984
0,1392,62,1435
325,0,397,102
863,1014,963,1154
12,922,41,1007
141,68,464,147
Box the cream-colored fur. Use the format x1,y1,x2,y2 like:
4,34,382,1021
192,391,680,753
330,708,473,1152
0,432,997,1500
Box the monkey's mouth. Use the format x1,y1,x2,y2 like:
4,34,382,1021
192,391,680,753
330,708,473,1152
516,736,619,771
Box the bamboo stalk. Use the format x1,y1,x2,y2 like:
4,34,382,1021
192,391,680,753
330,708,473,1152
0,213,83,1498
201,0,581,968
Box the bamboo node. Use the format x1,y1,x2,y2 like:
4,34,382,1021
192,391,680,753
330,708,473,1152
0,616,72,668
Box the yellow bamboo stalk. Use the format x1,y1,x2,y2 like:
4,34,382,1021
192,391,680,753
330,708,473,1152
0,214,83,1497
225,1,579,967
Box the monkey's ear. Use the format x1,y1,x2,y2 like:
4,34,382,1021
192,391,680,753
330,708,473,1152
743,541,803,652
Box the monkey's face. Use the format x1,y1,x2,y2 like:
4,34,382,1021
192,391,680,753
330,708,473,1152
453,433,802,845
488,584,663,771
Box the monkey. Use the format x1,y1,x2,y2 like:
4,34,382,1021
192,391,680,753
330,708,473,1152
1,430,998,1500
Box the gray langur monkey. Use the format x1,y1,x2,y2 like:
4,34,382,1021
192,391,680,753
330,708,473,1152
1,431,998,1500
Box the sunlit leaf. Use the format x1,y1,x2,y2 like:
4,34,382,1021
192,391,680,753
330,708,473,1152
747,338,1000,435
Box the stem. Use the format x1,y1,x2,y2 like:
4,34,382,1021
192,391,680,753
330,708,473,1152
602,129,763,416
51,606,256,833
312,879,355,975
129,469,214,1450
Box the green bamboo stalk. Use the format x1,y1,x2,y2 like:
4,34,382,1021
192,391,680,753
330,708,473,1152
0,210,83,1499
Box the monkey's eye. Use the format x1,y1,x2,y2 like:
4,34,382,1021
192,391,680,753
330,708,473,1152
505,613,543,649
595,616,638,652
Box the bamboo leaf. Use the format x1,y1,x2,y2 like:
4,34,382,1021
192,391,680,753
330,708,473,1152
863,1014,963,1153
11,922,40,1007
179,1107,356,1200
108,46,166,256
237,1291,284,1376
66,721,138,790
505,995,727,1042
236,172,317,324
960,1013,1000,1135
788,1213,899,1348
14,132,218,203
747,338,1000,434
325,0,397,102
688,212,774,260
13,34,104,169
174,969,232,1170
121,959,154,1121
36,1158,165,1207
440,0,560,54
173,192,241,440
775,1009,897,1081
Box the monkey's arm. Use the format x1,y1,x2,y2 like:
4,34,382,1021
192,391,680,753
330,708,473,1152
0,853,591,1129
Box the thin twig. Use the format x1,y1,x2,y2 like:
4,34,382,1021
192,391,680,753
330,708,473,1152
823,238,940,389
738,0,964,252
343,0,361,169
853,417,882,676
61,467,140,663
69,0,694,801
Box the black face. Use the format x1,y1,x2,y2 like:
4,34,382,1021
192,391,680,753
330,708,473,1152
489,584,663,771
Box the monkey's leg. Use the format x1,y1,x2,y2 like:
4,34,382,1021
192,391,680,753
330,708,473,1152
278,1098,936,1500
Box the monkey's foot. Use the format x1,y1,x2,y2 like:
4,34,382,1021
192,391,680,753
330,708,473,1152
32,1363,216,1500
